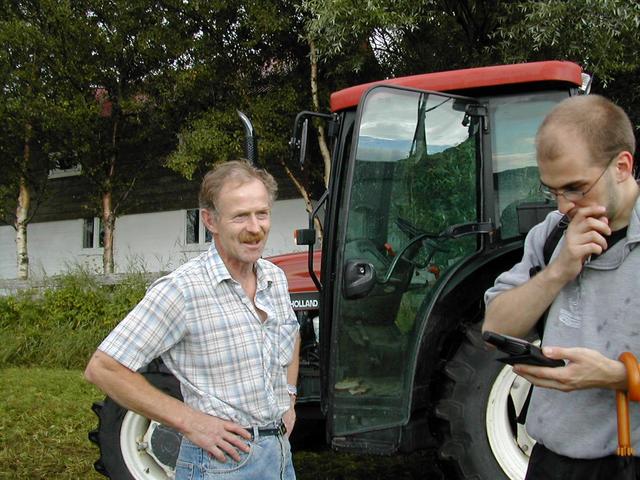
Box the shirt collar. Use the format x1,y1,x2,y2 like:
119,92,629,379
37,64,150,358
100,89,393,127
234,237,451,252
205,242,273,290
628,195,640,241
255,258,274,291
205,243,232,286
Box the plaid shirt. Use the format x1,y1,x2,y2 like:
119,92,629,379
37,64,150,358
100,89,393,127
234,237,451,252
99,243,299,427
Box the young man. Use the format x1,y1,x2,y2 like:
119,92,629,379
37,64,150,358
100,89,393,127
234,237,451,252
483,95,640,479
85,160,300,480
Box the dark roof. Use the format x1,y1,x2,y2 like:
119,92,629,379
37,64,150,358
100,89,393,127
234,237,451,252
31,160,301,223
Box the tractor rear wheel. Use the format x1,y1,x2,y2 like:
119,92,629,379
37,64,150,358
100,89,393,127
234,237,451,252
436,327,535,480
89,368,183,479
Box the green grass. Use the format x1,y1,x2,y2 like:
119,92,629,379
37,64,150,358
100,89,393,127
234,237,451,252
0,368,442,480
0,368,103,480
0,274,443,479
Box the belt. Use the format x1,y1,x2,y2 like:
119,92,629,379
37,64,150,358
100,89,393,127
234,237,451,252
245,421,286,439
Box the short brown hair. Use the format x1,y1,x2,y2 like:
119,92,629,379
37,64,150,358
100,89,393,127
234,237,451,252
536,94,635,167
198,160,278,212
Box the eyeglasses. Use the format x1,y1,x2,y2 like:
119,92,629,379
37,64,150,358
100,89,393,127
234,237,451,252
539,155,617,202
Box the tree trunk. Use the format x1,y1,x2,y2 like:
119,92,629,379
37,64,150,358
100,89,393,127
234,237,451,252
102,118,118,275
102,190,114,274
281,160,323,240
15,175,30,280
15,123,32,280
309,38,332,188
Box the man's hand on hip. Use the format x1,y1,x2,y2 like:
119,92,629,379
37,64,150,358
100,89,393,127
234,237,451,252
282,401,296,439
184,412,252,462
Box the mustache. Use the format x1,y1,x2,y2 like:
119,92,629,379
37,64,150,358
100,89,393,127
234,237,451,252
239,231,265,243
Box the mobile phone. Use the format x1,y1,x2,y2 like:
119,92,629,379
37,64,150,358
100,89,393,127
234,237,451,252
482,330,565,368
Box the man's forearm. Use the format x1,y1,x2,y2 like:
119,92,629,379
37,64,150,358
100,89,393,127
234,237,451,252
286,334,301,389
483,265,567,338
84,350,195,434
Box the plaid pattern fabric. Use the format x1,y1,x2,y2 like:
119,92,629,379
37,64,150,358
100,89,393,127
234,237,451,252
99,243,299,427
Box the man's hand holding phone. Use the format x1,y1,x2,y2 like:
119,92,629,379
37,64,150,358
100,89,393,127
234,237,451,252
482,331,628,392
482,331,565,368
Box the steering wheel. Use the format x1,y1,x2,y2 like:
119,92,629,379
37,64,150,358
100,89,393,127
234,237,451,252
380,231,449,285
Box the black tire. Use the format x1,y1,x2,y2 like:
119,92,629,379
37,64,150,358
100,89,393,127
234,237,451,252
436,327,535,480
89,365,183,479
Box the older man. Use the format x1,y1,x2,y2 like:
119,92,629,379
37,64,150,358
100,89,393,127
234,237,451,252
85,160,300,480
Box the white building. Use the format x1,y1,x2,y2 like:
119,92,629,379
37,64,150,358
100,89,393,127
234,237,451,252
0,163,308,280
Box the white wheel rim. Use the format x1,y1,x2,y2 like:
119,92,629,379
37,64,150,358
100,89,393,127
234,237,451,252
120,411,172,479
486,364,535,480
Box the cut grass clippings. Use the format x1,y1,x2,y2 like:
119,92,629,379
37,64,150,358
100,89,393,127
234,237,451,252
0,367,443,480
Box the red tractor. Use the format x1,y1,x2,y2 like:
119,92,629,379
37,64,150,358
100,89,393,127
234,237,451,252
90,60,588,479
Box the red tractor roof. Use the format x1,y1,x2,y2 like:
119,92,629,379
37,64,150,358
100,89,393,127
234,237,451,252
330,61,583,112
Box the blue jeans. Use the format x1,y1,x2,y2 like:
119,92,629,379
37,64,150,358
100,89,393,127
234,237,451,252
175,430,296,480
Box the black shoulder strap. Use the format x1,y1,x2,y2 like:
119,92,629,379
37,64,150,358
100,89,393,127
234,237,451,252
531,214,569,336
542,214,570,265
518,214,570,426
528,214,569,278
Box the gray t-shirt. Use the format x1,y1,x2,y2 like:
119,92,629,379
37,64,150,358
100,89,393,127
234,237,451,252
485,199,640,458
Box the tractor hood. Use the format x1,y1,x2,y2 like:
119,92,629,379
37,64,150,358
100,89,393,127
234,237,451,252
266,250,321,294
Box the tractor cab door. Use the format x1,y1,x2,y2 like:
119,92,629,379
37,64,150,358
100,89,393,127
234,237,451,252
325,85,484,448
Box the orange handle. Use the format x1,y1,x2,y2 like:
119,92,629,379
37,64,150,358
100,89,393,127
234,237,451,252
616,352,640,456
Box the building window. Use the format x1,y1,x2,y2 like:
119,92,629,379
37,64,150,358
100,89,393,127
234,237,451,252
83,218,104,248
49,164,82,179
49,154,82,179
186,209,212,245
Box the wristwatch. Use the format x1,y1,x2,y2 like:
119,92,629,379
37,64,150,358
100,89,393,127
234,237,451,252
286,383,298,396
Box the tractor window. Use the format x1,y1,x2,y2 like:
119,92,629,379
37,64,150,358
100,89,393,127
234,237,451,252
329,86,481,436
490,90,568,238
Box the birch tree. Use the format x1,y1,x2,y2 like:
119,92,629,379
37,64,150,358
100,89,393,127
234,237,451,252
74,0,197,274
0,0,91,279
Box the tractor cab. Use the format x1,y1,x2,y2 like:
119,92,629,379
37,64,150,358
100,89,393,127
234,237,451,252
292,61,587,474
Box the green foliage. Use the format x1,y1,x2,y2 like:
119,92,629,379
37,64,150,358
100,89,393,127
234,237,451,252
300,0,420,74
166,109,244,179
389,136,476,240
300,0,507,80
492,0,640,84
0,272,147,369
168,81,306,179
70,1,202,225
302,0,640,94
165,1,311,181
391,138,477,267
0,0,91,227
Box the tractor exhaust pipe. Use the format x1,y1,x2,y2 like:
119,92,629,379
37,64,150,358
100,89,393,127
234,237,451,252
237,110,258,165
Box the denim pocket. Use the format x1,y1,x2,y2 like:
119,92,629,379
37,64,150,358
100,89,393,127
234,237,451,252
204,442,253,474
175,460,194,480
